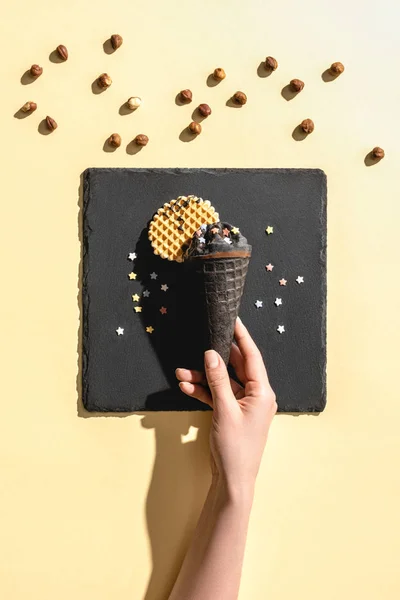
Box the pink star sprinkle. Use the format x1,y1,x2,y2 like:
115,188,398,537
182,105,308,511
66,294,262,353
265,263,274,272
279,278,287,286
222,228,230,237
159,306,167,315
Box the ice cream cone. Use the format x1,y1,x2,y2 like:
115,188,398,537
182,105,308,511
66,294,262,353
191,253,250,364
185,222,252,364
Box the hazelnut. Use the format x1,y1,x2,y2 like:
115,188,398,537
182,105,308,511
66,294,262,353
198,103,212,117
56,45,68,61
127,97,142,110
330,62,345,75
188,121,202,134
300,118,314,134
290,79,305,92
371,146,385,159
97,73,112,88
135,134,149,146
108,133,121,148
46,116,57,131
111,34,123,50
30,64,43,77
265,56,278,71
179,89,193,103
21,101,37,113
233,91,247,105
213,67,226,81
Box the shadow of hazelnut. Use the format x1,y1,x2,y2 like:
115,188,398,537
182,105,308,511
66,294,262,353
191,107,208,122
364,152,383,167
37,119,52,135
103,138,118,153
206,74,220,87
281,84,298,101
175,93,185,106
14,108,32,120
126,141,143,155
91,79,106,95
119,102,133,116
321,69,339,83
48,50,65,64
20,70,36,85
257,61,272,78
225,97,242,108
179,127,197,143
103,39,115,55
291,125,308,142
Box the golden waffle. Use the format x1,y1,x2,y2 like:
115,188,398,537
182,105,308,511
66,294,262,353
148,195,219,262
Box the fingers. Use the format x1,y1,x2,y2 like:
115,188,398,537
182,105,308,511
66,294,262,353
234,317,269,384
229,343,246,385
204,350,234,409
178,382,213,408
230,378,245,398
176,367,243,402
175,368,206,385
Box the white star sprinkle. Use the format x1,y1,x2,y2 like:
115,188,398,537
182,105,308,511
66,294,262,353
128,252,137,261
116,327,124,336
296,276,304,284
224,238,232,244
274,298,282,306
277,325,285,334
255,300,263,308
142,290,150,298
150,272,158,280
200,224,207,231
161,284,169,292
199,237,206,244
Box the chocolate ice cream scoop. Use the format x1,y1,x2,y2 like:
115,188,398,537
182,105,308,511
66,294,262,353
184,222,252,260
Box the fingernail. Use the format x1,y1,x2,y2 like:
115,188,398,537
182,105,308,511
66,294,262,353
236,316,242,324
205,350,219,368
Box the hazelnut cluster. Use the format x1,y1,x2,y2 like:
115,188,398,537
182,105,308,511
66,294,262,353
23,46,66,130
106,133,149,150
19,44,379,165
178,69,251,136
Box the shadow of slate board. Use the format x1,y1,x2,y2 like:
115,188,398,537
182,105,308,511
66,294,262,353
82,168,327,413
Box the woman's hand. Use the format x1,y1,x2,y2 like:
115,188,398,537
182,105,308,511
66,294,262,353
176,317,277,493
170,318,276,599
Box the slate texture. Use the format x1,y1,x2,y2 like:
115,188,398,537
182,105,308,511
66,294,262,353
82,168,327,413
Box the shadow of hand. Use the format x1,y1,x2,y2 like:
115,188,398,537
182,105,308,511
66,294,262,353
141,412,211,600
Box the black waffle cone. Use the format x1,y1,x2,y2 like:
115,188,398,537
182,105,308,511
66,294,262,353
192,254,251,364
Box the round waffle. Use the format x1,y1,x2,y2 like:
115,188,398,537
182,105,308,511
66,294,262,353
148,195,219,262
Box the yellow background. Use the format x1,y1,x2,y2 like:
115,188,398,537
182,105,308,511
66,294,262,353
2,0,399,598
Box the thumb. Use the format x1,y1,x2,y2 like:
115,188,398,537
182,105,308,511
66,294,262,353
204,350,232,407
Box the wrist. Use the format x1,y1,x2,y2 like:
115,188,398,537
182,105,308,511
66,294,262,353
212,475,255,510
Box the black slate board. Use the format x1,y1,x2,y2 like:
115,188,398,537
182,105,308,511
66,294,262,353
82,168,327,413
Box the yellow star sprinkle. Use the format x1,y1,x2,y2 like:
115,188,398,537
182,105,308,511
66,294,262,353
231,226,240,234
132,294,140,302
146,326,154,334
128,272,137,280
265,226,274,235
134,306,142,313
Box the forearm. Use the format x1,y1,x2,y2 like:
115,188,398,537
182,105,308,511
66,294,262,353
168,477,254,600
